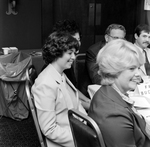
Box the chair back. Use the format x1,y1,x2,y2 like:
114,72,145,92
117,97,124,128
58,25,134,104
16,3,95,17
68,109,106,147
73,53,92,97
26,65,37,85
25,66,47,147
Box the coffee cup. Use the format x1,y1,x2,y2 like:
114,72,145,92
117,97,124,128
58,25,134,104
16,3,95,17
2,47,11,55
10,47,18,53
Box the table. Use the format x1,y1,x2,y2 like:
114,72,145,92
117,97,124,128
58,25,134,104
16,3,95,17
22,49,45,75
88,84,101,99
0,49,45,75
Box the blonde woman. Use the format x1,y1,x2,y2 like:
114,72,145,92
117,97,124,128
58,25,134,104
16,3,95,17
88,39,150,147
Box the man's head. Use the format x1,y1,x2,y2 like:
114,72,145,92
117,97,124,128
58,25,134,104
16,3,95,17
134,24,150,49
104,24,126,43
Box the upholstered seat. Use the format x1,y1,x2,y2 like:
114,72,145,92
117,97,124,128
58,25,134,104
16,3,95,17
73,53,92,97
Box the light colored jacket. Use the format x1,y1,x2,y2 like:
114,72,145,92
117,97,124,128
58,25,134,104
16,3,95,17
32,64,86,147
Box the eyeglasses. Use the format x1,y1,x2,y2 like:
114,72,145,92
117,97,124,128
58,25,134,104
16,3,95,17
107,34,125,40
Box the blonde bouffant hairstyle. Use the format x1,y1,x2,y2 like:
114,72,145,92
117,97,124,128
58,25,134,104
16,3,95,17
96,39,144,85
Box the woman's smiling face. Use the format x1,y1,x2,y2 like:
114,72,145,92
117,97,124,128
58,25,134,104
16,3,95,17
56,48,77,73
114,59,141,94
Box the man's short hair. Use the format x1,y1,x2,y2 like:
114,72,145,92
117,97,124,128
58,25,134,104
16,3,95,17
134,24,150,36
105,24,126,35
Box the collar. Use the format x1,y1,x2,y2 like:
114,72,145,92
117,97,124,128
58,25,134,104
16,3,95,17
112,84,135,105
134,43,148,52
48,64,77,92
134,43,144,53
134,43,147,64
47,64,65,84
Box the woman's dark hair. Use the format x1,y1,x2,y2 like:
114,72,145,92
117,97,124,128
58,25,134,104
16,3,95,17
42,31,79,64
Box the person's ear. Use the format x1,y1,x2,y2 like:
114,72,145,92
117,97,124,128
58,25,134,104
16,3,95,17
134,33,138,40
105,34,109,43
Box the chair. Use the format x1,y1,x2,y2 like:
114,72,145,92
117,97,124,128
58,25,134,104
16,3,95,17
25,66,47,147
68,109,106,147
73,53,92,97
26,65,37,85
0,52,32,120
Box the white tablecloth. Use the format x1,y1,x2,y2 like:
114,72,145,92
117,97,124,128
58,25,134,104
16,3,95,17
87,84,101,99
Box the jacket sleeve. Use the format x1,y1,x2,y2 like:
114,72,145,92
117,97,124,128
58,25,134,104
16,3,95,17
86,49,101,85
32,82,74,147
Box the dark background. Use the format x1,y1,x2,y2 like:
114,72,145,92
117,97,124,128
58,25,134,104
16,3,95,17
0,0,149,53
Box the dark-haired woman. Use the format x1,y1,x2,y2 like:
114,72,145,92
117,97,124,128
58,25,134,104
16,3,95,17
32,32,87,147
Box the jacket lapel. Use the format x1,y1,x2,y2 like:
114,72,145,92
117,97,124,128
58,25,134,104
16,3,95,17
47,64,75,109
65,75,79,109
130,108,147,136
64,74,78,99
59,82,74,109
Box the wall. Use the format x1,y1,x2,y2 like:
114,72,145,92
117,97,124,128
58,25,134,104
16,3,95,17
0,0,147,52
0,0,42,50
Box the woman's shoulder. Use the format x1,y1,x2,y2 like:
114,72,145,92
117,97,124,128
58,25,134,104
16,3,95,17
91,85,131,114
37,71,56,84
34,67,59,90
93,85,110,99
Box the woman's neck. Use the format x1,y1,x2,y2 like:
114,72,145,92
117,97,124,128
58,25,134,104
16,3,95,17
51,62,63,75
112,83,126,95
